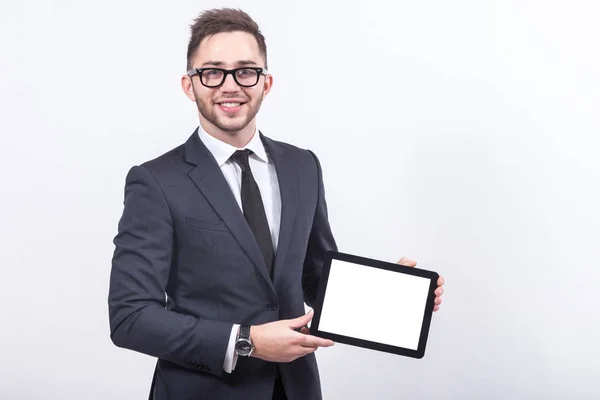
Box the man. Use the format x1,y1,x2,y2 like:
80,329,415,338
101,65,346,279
108,7,444,400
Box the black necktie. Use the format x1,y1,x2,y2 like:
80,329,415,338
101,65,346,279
230,149,274,277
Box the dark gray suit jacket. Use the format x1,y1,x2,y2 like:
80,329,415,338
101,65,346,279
108,129,337,400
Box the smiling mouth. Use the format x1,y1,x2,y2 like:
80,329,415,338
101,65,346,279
216,101,246,114
219,102,244,107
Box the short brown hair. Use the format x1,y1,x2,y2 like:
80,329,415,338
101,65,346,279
186,8,268,70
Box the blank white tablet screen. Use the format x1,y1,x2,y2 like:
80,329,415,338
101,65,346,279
317,259,431,350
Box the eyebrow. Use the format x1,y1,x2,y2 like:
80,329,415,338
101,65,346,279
201,60,259,67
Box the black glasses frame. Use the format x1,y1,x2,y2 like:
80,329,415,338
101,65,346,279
187,67,268,88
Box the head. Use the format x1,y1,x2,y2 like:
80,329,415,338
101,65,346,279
181,8,273,144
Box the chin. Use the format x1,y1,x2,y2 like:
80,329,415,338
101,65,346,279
200,110,249,134
218,120,250,133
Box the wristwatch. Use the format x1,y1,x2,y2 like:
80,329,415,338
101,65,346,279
234,325,254,356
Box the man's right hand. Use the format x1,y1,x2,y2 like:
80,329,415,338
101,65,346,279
250,309,335,363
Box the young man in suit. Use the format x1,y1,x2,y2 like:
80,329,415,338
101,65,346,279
108,8,444,400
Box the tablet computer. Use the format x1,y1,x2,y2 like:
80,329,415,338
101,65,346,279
310,251,439,359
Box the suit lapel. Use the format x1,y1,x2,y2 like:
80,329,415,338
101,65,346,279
184,130,274,290
261,133,298,285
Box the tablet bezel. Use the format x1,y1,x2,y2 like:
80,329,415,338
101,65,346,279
310,251,439,359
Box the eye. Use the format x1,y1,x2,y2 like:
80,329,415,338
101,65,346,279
237,69,253,76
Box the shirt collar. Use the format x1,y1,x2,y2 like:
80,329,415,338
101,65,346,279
197,124,269,167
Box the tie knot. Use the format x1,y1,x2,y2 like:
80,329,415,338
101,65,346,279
231,149,253,172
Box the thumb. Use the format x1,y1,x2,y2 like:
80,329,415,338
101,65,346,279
288,309,314,329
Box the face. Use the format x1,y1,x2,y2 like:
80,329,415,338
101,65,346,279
182,31,272,137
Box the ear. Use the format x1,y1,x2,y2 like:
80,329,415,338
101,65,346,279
261,73,273,97
181,74,196,102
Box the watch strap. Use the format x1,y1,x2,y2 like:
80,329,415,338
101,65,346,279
238,325,251,340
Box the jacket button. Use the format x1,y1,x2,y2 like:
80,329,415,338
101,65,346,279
267,301,278,311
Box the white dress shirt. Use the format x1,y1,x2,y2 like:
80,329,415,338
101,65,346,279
197,124,281,373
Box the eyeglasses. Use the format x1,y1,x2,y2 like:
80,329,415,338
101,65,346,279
187,67,268,88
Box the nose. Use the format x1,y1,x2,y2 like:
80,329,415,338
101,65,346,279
220,72,240,92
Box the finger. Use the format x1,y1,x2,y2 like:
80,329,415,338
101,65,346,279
435,287,444,296
288,310,314,329
397,257,417,267
433,305,440,312
300,334,335,348
297,346,318,358
288,344,318,362
303,346,319,356
294,325,309,333
437,276,444,286
434,297,442,305
300,327,310,335
298,333,332,347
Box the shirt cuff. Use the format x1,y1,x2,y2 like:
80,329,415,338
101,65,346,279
223,324,239,373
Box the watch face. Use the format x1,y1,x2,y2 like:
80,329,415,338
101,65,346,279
235,339,253,356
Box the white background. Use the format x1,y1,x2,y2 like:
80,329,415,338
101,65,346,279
1,0,599,399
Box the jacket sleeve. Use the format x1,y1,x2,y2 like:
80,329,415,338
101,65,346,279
302,150,338,307
108,165,232,377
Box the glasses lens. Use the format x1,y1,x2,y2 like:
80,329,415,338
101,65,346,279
235,69,259,87
201,69,224,87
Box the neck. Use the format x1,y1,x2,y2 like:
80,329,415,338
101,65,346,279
199,118,256,148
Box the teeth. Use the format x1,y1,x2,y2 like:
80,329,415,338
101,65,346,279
220,102,241,107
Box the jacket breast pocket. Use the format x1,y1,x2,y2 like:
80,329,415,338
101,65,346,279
185,216,229,233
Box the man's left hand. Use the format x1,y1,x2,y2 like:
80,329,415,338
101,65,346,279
397,257,444,312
